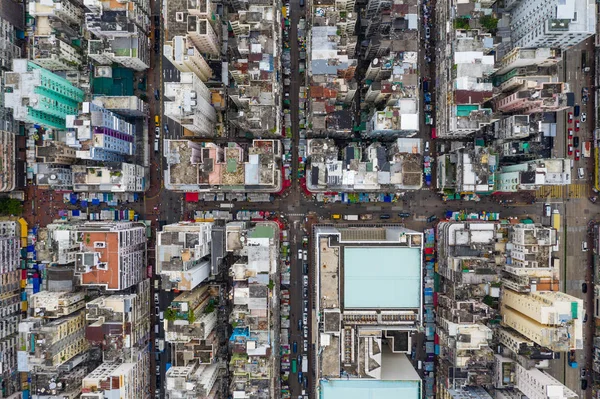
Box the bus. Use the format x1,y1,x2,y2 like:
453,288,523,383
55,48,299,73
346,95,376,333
552,210,560,232
291,358,297,373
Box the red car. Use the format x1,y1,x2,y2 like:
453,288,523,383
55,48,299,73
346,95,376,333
568,145,573,156
575,150,581,161
575,120,580,131
568,128,573,139
568,112,573,123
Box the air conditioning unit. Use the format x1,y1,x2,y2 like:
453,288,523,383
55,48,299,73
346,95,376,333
97,263,108,270
94,242,106,248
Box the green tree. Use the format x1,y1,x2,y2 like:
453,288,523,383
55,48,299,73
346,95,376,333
0,198,22,216
453,18,470,30
479,15,498,31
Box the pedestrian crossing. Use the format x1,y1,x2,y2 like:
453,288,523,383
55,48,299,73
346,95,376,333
535,183,589,199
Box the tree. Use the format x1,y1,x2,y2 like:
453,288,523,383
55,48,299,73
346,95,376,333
479,15,498,31
0,198,22,216
453,18,470,30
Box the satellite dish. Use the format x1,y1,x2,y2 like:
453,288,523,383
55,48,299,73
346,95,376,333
49,383,57,389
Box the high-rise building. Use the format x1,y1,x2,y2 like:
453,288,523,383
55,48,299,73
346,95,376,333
0,130,16,192
157,222,213,291
45,221,147,291
507,0,595,49
84,0,150,71
500,289,583,352
4,59,84,129
71,163,145,193
164,36,213,82
186,17,220,56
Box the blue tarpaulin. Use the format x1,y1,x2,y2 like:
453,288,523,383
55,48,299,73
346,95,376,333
27,245,34,252
69,193,78,205
80,201,87,208
92,198,100,205
133,193,139,201
72,210,80,216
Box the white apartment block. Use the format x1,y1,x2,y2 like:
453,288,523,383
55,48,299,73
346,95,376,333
186,15,220,55
164,72,216,137
508,0,595,49
495,47,561,76
164,36,213,81
157,222,213,291
514,362,577,399
501,289,583,352
81,352,151,399
166,363,223,399
28,0,82,26
71,163,145,193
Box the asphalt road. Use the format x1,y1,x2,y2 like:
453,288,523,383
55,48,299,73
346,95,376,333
549,37,597,399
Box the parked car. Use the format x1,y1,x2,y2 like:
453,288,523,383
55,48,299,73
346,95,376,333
568,145,573,156
379,214,391,219
293,341,298,353
582,283,588,293
544,204,551,217
425,27,431,39
581,112,587,122
578,168,585,179
581,378,588,390
303,275,308,287
582,241,588,252
303,339,308,352
575,120,580,131
575,149,581,161
303,263,308,275
574,136,580,148
303,313,308,325
574,105,581,117
154,89,160,100
584,313,588,323
303,326,308,338
425,141,430,152
303,300,308,313
398,212,411,218
298,372,303,384
298,319,302,331
568,128,573,139
568,112,574,123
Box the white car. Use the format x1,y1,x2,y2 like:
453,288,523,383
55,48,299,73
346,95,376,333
583,241,589,252
298,249,303,261
303,326,308,338
303,313,308,325
303,339,308,352
303,275,308,287
581,113,587,122
154,293,160,305
425,27,431,39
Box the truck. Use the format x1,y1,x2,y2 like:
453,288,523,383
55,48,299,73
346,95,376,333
343,215,359,221
584,142,591,158
302,355,308,373
552,210,561,232
568,350,578,368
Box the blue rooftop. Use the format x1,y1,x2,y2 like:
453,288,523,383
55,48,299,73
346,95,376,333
320,379,420,399
344,247,421,309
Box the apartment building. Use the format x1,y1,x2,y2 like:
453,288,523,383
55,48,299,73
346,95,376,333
494,81,572,114
436,220,501,389
0,131,16,192
186,15,220,56
84,0,150,71
228,222,279,398
500,289,583,352
166,362,224,399
163,140,281,193
434,0,497,138
164,285,217,343
495,158,571,192
306,139,423,192
71,163,145,193
436,144,499,195
26,311,88,368
164,36,213,82
494,48,562,76
35,164,73,191
85,280,151,362
503,223,558,293
157,222,213,291
36,141,77,165
91,96,147,118
29,291,86,319
4,59,84,129
80,352,151,399
44,221,147,291
68,102,136,162
163,72,216,137
228,5,281,137
507,0,595,49
0,16,21,71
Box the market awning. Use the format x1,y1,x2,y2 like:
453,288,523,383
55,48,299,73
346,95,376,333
185,192,199,202
18,218,27,248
